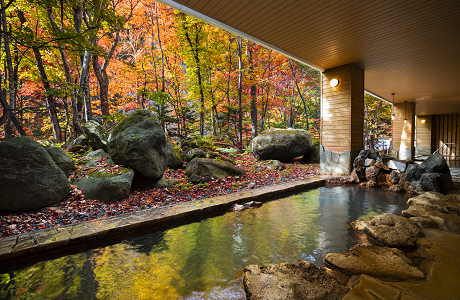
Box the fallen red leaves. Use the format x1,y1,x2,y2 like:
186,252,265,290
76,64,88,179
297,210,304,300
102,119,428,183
0,154,319,239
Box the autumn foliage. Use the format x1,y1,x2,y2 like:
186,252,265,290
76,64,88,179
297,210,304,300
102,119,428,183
0,0,321,143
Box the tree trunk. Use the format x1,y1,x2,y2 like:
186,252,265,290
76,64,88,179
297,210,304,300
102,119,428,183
79,50,92,122
46,6,84,135
226,35,233,136
288,60,309,130
247,42,257,138
155,0,165,92
32,47,62,141
183,23,205,135
1,0,15,138
237,37,243,145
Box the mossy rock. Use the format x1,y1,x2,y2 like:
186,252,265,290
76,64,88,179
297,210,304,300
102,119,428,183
45,147,75,176
0,136,70,212
83,120,109,152
251,129,312,161
185,158,245,180
107,109,167,178
72,153,135,202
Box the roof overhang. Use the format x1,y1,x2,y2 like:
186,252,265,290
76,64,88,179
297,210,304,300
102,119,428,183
158,0,460,116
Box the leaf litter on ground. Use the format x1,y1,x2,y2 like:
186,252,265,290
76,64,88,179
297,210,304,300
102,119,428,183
0,153,319,238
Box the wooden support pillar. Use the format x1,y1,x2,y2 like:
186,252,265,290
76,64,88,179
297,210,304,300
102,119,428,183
416,115,432,156
392,102,415,160
320,63,364,175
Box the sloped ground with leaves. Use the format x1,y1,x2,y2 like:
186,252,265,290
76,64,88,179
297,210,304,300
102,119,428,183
0,153,319,239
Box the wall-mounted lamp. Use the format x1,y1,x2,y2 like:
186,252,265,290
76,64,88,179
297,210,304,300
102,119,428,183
391,93,395,120
421,119,426,124
404,101,407,124
330,78,339,87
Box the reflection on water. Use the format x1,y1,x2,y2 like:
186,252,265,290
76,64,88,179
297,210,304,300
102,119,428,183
0,186,407,299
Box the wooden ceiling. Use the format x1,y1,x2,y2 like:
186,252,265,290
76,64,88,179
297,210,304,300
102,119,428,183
159,0,460,115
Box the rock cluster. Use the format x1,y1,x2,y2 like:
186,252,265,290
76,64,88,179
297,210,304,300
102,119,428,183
244,188,460,298
349,150,453,195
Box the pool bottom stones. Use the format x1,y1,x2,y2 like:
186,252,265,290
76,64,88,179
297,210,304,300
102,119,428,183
0,177,325,269
243,191,460,300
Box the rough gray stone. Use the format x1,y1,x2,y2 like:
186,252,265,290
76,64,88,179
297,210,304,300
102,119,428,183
68,134,89,153
353,150,372,172
389,170,401,185
83,120,109,152
301,141,320,163
419,153,450,173
45,147,74,176
338,151,352,168
185,158,246,180
388,160,407,172
85,149,110,159
389,184,405,192
351,169,366,183
402,205,460,233
243,260,349,300
0,136,70,212
165,137,182,170
325,244,425,281
364,158,375,167
351,214,423,248
72,168,135,202
365,166,381,181
258,160,285,170
188,174,209,184
183,148,206,162
251,129,312,161
405,164,425,182
107,109,167,178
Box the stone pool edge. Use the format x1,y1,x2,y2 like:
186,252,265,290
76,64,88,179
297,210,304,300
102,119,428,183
0,177,325,266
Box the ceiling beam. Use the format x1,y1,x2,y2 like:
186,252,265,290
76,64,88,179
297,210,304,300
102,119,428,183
157,0,325,72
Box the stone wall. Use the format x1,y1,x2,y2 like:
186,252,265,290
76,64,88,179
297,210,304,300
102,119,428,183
320,145,354,175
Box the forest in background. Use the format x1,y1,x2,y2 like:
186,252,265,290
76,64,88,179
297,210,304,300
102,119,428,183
0,0,322,146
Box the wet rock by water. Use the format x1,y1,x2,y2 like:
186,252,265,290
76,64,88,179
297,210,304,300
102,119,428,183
243,260,349,300
351,214,423,248
325,244,425,281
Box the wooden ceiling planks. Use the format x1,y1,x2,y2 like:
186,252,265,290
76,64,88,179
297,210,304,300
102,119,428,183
166,0,460,114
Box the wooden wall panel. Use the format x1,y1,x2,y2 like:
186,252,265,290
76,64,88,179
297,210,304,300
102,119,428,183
431,114,460,157
416,115,431,150
321,63,364,154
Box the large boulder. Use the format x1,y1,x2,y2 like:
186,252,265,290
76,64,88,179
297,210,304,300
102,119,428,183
0,136,70,212
325,244,425,281
301,140,320,163
365,166,381,181
185,158,246,180
353,150,373,172
420,172,454,194
107,109,167,178
72,152,134,202
83,120,109,152
419,152,450,173
351,214,423,248
182,148,205,162
165,137,182,170
68,134,90,153
45,147,75,176
251,129,312,161
243,261,349,300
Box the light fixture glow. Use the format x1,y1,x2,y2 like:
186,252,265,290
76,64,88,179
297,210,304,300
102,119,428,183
404,119,407,124
330,78,339,87
421,119,426,123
